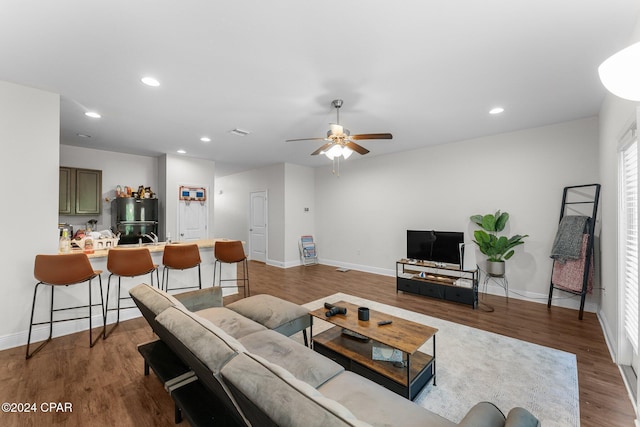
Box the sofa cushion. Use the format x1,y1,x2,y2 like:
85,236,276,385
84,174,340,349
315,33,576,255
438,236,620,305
238,329,344,388
318,371,455,427
129,283,185,316
156,305,246,374
195,306,267,338
173,286,223,311
221,352,370,427
226,294,310,336
457,402,505,427
504,407,539,427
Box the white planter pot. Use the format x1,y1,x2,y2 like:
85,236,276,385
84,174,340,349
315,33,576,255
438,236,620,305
487,260,505,277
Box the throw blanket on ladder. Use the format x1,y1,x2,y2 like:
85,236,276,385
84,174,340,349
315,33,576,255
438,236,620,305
552,234,593,294
550,215,589,263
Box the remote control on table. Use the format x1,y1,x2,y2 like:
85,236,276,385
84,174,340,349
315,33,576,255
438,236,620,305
377,320,393,326
340,328,370,342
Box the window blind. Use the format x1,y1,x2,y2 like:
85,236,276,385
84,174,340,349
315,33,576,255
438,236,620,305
621,132,639,353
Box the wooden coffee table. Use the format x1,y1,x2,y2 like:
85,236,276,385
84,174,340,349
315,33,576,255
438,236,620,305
309,301,437,401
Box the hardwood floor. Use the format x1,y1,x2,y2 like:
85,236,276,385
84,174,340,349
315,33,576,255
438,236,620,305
0,261,635,426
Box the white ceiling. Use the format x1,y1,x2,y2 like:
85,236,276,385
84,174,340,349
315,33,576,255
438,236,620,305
1,1,639,176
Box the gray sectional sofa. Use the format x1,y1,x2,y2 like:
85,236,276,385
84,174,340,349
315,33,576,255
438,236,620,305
129,283,540,427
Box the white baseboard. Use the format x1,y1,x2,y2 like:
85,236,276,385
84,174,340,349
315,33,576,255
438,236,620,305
0,310,142,352
266,258,286,268
480,282,597,313
318,258,395,277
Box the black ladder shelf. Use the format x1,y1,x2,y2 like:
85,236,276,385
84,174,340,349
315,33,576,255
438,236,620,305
547,184,601,319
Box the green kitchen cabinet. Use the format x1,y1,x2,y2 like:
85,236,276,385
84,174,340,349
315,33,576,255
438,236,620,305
59,167,102,215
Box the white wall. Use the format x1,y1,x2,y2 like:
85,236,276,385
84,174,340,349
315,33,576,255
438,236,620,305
214,163,286,265
599,97,638,357
0,81,60,349
597,18,640,368
284,164,316,266
315,117,600,308
59,145,158,233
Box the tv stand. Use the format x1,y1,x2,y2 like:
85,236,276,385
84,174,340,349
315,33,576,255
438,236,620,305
396,259,478,309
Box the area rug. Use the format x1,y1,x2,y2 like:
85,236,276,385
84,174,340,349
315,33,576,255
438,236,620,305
302,293,579,427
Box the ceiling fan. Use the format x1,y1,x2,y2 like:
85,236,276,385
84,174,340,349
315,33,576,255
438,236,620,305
286,99,392,160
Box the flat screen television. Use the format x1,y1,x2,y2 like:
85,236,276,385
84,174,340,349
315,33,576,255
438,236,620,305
406,230,464,267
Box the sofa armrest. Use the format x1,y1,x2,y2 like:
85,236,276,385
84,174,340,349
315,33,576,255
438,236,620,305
457,402,505,427
173,287,223,312
504,408,540,427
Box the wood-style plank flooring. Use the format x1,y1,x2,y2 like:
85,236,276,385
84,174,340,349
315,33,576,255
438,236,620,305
0,261,635,426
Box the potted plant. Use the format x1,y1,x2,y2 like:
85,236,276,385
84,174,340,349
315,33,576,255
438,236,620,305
470,211,528,276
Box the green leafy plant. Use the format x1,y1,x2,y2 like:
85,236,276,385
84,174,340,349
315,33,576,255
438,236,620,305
470,211,528,262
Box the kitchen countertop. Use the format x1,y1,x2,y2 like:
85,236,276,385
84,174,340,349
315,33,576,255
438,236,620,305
62,239,235,259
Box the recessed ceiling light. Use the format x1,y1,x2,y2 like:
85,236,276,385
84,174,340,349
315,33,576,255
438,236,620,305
76,133,91,138
177,149,187,154
489,107,505,115
141,76,160,87
200,137,211,142
85,111,101,119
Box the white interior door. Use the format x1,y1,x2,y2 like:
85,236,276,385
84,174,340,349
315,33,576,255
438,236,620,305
249,191,267,262
178,199,208,241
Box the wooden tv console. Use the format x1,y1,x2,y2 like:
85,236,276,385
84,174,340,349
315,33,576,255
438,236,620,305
396,259,478,309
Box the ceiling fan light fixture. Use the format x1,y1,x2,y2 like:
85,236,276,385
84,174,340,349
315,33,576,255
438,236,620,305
285,98,391,165
599,41,640,101
329,123,344,135
324,144,343,160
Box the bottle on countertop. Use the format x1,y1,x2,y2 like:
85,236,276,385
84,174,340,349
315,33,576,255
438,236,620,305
83,233,94,254
59,229,71,254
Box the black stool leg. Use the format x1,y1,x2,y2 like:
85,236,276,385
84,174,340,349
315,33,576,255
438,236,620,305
243,259,250,297
89,276,104,348
26,282,52,359
89,277,93,347
116,276,122,324
104,274,122,339
213,260,219,287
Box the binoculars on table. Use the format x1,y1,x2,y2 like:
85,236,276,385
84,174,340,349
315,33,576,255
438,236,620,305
324,302,347,317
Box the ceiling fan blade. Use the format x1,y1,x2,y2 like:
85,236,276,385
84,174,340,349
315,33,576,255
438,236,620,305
345,141,370,155
350,133,393,140
285,137,327,142
311,142,334,156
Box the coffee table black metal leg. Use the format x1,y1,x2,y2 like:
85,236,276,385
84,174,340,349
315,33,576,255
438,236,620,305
433,335,437,386
406,354,411,399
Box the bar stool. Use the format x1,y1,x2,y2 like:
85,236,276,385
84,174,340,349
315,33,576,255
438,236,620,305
213,240,250,298
104,247,158,338
161,244,202,293
26,253,104,359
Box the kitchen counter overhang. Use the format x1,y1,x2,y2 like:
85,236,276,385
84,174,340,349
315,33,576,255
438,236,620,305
68,239,233,259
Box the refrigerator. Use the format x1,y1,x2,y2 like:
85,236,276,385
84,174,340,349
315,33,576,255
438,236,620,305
111,198,159,244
